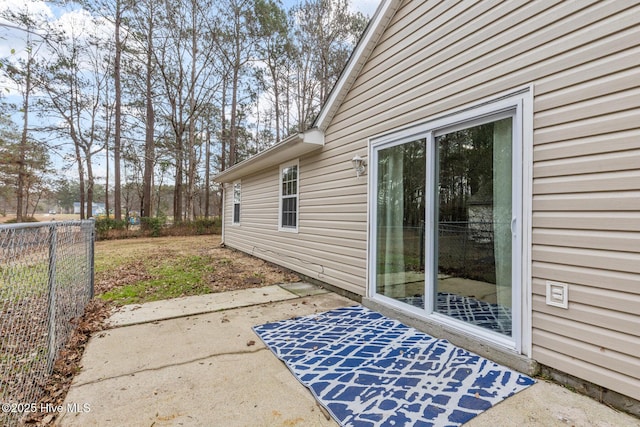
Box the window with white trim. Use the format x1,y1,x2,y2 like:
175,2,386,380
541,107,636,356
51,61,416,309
232,181,241,224
279,161,298,231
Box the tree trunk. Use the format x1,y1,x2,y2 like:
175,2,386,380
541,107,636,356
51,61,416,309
229,5,242,167
16,47,32,222
113,0,123,220
204,128,211,219
105,128,110,217
86,151,94,218
186,0,198,221
273,70,281,143
30,190,42,218
173,135,184,222
75,147,85,220
221,74,228,172
230,67,238,166
142,6,155,218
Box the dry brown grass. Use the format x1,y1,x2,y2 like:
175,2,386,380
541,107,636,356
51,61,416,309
95,235,300,300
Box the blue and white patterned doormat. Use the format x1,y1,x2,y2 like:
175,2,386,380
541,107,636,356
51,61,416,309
253,305,534,427
399,293,513,336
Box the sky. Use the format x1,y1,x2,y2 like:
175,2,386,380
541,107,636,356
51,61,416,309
350,0,380,17
0,0,51,67
0,0,382,185
0,0,381,56
0,0,381,102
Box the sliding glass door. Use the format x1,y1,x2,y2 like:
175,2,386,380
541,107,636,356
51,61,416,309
375,139,426,307
434,117,514,336
372,109,520,344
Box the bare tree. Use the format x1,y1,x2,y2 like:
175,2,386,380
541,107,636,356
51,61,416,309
255,0,291,143
289,0,367,129
38,18,109,219
113,0,125,220
214,0,258,167
0,113,51,218
127,0,159,218
0,9,48,221
0,0,366,222
71,0,132,220
154,0,220,221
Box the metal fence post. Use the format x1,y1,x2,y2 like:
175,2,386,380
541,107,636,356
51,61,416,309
89,218,95,299
46,223,58,373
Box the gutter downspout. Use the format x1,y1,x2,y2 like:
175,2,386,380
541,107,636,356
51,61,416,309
220,184,226,246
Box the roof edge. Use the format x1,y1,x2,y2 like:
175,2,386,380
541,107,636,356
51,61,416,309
213,129,324,183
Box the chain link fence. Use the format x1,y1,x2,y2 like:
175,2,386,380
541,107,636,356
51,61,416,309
0,220,95,426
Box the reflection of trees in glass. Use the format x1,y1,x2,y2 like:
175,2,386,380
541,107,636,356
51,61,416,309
376,140,426,228
437,123,494,283
376,139,426,276
436,121,511,284
437,124,493,223
403,141,426,228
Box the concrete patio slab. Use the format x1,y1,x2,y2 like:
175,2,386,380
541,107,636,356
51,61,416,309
280,281,330,297
58,291,354,426
58,287,640,427
467,379,638,427
108,284,301,327
60,347,337,427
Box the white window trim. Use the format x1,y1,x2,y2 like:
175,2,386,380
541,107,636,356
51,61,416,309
232,180,241,225
367,87,533,355
278,159,299,233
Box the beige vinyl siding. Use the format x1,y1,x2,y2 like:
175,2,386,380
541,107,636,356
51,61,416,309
330,1,639,138
318,0,639,400
223,157,368,295
222,0,639,399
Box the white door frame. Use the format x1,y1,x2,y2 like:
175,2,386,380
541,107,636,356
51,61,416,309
367,87,533,356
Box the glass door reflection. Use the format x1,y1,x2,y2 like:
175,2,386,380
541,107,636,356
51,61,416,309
375,139,426,308
434,118,513,336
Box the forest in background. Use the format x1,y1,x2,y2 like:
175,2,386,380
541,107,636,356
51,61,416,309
0,0,368,222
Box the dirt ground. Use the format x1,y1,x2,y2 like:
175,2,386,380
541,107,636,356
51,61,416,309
21,235,301,426
94,235,301,297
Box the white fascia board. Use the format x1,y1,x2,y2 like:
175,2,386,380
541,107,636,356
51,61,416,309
213,129,324,183
303,128,325,145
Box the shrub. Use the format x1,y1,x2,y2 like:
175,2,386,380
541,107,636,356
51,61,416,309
193,218,219,235
95,217,128,239
94,216,221,240
140,216,165,237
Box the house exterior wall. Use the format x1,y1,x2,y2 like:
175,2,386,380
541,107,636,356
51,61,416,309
222,152,368,295
221,0,640,401
323,0,640,401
